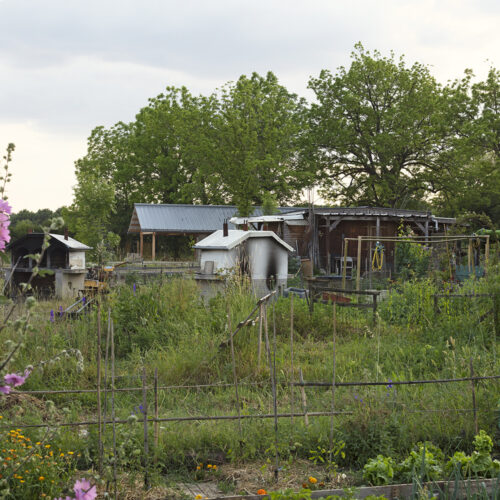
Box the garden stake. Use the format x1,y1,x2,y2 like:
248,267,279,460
290,293,294,431
111,317,117,500
257,302,263,372
272,302,279,481
142,367,150,490
96,299,103,476
154,367,159,454
228,308,243,440
299,368,309,426
470,358,478,435
329,303,337,469
103,308,111,437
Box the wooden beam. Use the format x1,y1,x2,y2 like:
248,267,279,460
139,232,144,258
376,217,380,238
152,232,156,261
342,239,348,289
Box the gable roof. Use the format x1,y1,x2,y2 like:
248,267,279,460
194,230,294,252
6,233,91,251
128,203,301,234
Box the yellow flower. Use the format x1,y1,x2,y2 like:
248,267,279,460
196,465,201,470
195,495,203,499
207,464,212,469
39,476,45,481
60,453,64,457
212,465,217,470
20,480,25,483
68,451,74,455
44,445,50,448
308,477,317,484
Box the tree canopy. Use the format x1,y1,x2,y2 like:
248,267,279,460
67,48,500,250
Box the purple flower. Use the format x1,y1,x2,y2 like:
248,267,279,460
50,309,55,322
0,385,11,394
4,369,30,387
82,296,86,305
133,283,136,294
386,379,393,389
55,478,97,500
0,199,11,251
59,305,64,316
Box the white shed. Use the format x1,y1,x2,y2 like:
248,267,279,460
194,230,294,298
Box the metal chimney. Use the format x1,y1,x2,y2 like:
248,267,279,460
223,219,229,237
64,228,69,240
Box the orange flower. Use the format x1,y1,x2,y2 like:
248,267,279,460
302,483,308,489
308,476,317,484
257,489,267,495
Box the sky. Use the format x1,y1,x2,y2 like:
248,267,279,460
1,0,499,213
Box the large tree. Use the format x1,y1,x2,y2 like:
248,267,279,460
212,72,309,215
307,44,455,208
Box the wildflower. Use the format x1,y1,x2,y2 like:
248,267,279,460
59,305,64,317
207,464,212,469
39,476,45,481
0,199,11,251
45,444,50,448
196,465,201,470
4,370,30,387
386,379,393,389
50,309,55,322
257,489,267,495
133,283,136,294
195,495,203,500
0,386,10,395
308,477,317,484
212,464,217,470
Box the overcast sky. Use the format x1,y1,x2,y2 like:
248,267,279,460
1,0,499,212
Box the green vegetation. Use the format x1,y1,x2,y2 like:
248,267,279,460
1,267,499,496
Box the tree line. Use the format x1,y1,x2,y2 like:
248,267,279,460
60,43,500,250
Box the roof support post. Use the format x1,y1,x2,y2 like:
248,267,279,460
356,236,362,291
152,232,156,261
376,217,380,238
140,232,144,259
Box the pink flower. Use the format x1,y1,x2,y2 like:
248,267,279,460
4,372,27,387
0,199,10,251
0,199,11,214
0,385,10,394
74,479,97,500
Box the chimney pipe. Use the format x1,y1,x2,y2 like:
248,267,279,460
28,228,33,234
64,228,69,240
223,219,229,237
243,223,248,231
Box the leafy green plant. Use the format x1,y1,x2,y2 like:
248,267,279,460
399,442,443,482
363,455,396,485
308,440,346,475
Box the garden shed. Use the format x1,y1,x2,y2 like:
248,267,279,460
6,232,91,299
193,228,294,298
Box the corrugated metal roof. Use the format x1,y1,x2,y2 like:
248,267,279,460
194,230,294,252
50,234,92,250
128,204,301,233
312,207,434,218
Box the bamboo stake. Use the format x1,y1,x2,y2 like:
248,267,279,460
142,367,150,490
485,235,490,275
154,368,159,458
103,308,111,437
228,309,243,438
111,318,117,500
271,303,279,481
329,303,337,468
96,300,102,476
299,368,309,427
470,359,478,435
257,303,263,372
290,294,295,431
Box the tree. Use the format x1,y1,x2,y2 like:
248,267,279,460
213,72,309,215
307,44,455,208
62,170,118,261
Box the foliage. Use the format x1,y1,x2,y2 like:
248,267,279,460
363,455,396,485
0,427,79,499
394,226,431,280
307,43,454,208
62,169,119,261
308,440,346,475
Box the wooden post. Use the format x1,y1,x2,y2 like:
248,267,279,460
228,309,243,438
257,303,263,372
376,217,380,238
468,239,472,273
154,368,159,452
470,359,478,435
96,300,102,476
140,232,144,258
329,303,337,467
103,308,111,437
290,294,295,430
152,232,156,261
142,367,150,490
299,368,309,427
372,293,378,325
485,235,490,275
111,319,117,500
356,235,362,291
342,239,349,289
264,304,271,369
